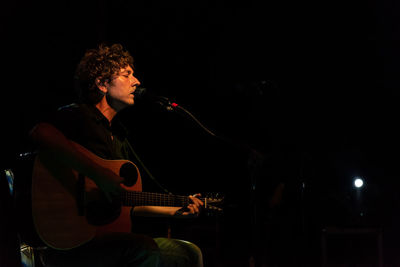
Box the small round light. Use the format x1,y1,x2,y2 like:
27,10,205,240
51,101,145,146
354,178,364,188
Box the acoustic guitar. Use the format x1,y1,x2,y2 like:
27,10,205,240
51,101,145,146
31,141,222,250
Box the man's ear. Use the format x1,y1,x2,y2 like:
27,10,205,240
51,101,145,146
95,78,108,95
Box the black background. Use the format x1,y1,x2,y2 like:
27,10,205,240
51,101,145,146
2,0,400,265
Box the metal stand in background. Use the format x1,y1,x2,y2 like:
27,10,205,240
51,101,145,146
298,152,309,266
247,151,264,267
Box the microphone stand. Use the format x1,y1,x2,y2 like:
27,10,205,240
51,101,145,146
159,96,265,267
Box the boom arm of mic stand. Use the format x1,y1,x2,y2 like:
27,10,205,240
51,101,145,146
175,105,265,164
175,105,217,138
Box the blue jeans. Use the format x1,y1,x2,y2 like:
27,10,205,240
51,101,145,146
155,237,203,267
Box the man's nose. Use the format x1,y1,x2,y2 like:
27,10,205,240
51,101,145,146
131,76,140,86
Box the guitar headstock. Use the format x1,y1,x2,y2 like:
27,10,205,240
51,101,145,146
202,192,224,215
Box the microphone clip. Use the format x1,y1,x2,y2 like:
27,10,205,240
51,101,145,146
134,87,179,111
155,96,179,112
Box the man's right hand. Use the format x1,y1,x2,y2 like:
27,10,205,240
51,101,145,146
92,167,125,202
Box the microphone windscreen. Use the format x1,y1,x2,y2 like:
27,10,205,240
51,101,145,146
134,87,147,99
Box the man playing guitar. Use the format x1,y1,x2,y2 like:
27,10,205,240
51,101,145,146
30,43,204,267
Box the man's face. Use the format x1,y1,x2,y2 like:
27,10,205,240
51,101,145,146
106,65,140,111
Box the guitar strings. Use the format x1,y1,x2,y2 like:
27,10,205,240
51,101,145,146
120,191,206,207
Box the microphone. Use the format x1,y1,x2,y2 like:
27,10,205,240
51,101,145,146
133,86,147,99
134,87,178,111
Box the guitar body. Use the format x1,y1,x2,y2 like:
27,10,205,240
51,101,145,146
31,142,141,250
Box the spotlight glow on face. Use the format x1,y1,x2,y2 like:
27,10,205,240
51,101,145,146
354,178,364,188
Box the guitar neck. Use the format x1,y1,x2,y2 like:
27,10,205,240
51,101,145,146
121,192,201,207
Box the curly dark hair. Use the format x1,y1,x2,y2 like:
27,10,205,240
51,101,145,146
74,43,134,104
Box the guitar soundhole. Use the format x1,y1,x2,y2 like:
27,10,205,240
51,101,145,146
120,163,138,187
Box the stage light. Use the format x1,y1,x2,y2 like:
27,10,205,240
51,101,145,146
354,177,364,188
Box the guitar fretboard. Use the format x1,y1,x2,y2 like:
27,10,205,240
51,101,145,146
121,191,204,207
